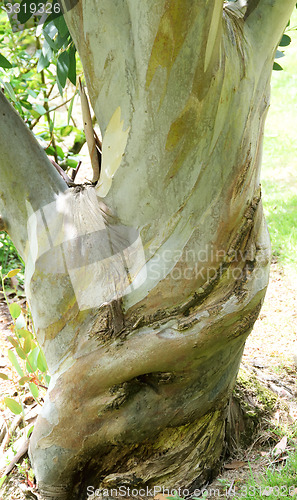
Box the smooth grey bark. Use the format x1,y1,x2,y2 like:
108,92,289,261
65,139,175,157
0,93,67,256
0,1,295,498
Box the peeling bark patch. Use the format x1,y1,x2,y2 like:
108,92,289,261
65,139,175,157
44,298,79,341
101,472,142,489
37,482,71,499
89,304,110,341
226,301,262,341
164,48,225,184
164,97,201,183
181,193,260,318
76,407,227,498
222,10,247,80
145,0,199,91
204,0,222,72
125,190,262,335
110,299,125,337
107,372,175,411
226,189,261,260
244,0,261,20
233,146,252,197
90,300,125,343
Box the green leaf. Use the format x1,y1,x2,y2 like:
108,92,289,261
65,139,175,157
0,54,12,69
42,0,63,24
37,41,52,72
26,361,34,373
0,476,7,488
55,145,65,159
17,0,38,24
49,119,55,135
43,24,59,51
15,346,27,360
27,346,40,372
29,382,39,399
43,21,58,39
67,93,75,125
8,349,24,378
45,374,51,386
17,329,33,340
4,397,22,415
53,15,69,38
15,313,26,329
23,336,32,354
34,104,47,115
20,70,35,81
45,145,56,156
27,88,37,98
18,376,31,385
7,336,19,349
68,45,76,85
2,82,16,102
60,125,73,137
9,302,21,319
0,373,9,380
19,99,33,110
37,51,51,72
14,101,23,114
57,50,69,90
279,34,291,47
27,425,34,438
29,109,40,119
65,158,79,169
273,62,283,71
56,77,63,97
37,349,48,373
275,50,284,59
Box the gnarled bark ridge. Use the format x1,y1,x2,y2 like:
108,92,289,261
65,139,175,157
0,1,295,498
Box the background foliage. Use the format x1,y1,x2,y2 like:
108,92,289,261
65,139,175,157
0,2,85,276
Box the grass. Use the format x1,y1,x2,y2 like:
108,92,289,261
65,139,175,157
237,22,297,496
236,450,297,499
236,23,297,494
0,232,24,279
262,10,297,273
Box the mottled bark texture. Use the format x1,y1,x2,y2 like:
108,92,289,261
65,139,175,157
0,1,295,499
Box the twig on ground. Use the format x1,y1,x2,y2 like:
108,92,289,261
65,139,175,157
3,437,29,476
0,413,23,456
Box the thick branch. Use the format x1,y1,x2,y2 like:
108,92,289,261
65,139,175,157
61,0,225,133
244,0,296,56
0,92,67,258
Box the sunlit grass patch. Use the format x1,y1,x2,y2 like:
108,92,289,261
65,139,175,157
236,449,297,499
262,10,297,271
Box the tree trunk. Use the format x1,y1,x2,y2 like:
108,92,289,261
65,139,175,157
0,1,295,498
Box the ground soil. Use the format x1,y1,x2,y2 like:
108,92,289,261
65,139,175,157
0,262,296,499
